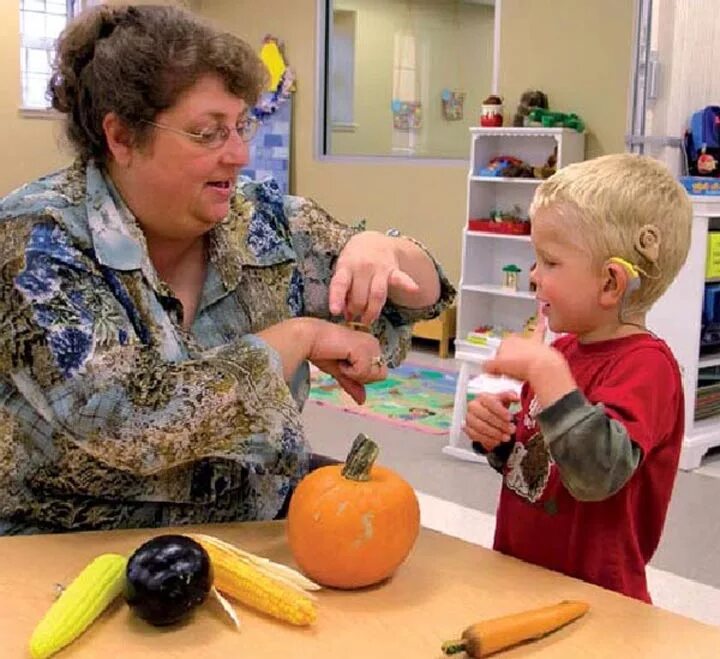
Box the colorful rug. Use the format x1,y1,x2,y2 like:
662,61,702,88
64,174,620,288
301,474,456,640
308,362,458,435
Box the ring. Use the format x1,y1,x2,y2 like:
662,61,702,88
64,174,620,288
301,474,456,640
371,355,386,368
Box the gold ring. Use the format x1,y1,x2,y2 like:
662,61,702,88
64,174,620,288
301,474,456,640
371,355,386,368
345,321,371,333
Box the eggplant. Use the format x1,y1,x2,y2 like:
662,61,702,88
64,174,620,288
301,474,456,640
124,534,213,626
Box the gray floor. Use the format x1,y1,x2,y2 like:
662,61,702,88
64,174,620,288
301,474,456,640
302,343,720,591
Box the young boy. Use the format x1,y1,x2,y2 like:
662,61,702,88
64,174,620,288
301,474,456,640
464,154,692,603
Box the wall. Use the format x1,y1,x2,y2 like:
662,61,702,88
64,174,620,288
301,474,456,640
1,0,634,284
499,0,633,159
330,0,494,159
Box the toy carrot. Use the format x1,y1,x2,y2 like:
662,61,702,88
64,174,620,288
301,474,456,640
441,599,589,657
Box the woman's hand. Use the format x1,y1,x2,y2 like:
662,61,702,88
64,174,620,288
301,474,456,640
308,321,387,405
329,231,439,325
257,318,387,405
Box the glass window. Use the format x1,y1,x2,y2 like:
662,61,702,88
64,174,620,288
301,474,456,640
322,0,496,160
19,0,76,110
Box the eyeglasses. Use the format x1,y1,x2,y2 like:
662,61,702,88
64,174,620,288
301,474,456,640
141,116,260,149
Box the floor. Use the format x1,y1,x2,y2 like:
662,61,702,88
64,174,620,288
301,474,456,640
301,344,720,628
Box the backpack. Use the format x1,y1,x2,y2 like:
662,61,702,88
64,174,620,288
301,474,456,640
684,106,720,177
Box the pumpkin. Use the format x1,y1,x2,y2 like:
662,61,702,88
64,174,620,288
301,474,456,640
286,433,420,589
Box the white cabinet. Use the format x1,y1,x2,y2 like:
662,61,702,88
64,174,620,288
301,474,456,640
444,127,585,464
647,196,720,470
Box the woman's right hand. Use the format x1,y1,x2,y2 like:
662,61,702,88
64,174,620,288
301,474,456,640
257,318,387,405
307,321,387,405
463,391,519,452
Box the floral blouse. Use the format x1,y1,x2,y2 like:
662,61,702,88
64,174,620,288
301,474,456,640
0,160,454,534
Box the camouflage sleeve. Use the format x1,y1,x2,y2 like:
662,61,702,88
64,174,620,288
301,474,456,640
283,194,455,366
0,218,308,490
537,389,641,501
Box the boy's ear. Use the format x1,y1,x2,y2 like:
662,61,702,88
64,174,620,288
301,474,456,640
600,261,637,308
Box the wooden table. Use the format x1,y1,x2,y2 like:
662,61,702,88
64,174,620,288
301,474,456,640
2,522,719,658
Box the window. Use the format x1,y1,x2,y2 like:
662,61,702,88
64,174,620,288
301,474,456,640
20,0,78,110
329,10,357,130
320,0,497,160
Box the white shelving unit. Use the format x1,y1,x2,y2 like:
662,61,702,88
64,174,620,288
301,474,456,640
444,127,585,464
647,196,720,470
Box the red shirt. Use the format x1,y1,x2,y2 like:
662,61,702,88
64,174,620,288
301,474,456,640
493,333,684,602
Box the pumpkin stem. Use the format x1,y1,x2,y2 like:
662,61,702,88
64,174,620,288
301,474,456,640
441,639,467,655
341,433,379,481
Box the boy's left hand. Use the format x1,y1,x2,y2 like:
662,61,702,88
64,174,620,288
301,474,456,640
483,312,552,382
483,313,577,407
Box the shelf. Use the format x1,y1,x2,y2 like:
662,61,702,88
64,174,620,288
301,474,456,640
470,127,583,137
465,230,531,242
698,354,720,369
469,176,543,184
461,284,536,300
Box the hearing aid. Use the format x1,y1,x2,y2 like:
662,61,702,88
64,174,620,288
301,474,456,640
608,257,642,295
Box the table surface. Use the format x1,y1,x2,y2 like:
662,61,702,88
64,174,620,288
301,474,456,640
2,521,719,658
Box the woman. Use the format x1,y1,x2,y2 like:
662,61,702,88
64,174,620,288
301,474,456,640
0,5,453,533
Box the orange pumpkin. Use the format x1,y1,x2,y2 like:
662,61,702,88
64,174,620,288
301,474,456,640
286,433,420,589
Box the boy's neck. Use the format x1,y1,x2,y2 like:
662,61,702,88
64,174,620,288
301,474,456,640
577,313,648,344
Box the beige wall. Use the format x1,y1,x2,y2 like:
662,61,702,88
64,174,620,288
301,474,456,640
499,0,633,159
1,0,634,284
330,0,493,158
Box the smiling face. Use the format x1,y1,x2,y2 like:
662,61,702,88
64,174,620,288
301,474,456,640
530,207,607,338
106,75,250,243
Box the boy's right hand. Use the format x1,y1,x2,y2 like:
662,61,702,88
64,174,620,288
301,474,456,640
463,391,519,452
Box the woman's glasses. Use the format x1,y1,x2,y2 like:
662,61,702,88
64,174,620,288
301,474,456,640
142,116,260,149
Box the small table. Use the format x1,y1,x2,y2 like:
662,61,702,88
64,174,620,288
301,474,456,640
3,521,719,658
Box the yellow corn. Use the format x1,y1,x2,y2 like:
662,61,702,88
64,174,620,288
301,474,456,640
29,553,127,659
188,534,318,626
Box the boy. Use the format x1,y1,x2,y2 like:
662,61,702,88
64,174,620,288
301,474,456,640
464,154,692,602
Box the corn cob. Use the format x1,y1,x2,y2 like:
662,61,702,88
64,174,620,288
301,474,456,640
29,553,127,659
187,534,318,626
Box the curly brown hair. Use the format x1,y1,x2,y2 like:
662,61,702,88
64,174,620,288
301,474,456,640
49,4,268,164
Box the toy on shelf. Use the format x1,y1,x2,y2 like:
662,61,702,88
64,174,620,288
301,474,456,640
527,107,585,132
477,149,556,180
477,155,533,178
468,206,530,236
502,264,522,291
513,89,549,127
465,324,509,349
480,94,503,127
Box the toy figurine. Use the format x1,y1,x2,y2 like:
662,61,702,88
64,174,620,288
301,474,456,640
502,264,522,291
480,94,503,127
697,147,718,175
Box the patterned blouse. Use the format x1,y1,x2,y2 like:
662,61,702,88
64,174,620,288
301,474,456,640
0,160,454,534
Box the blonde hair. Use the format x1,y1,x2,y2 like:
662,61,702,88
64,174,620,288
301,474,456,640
529,153,692,315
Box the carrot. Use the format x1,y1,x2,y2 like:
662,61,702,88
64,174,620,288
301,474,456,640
441,599,589,657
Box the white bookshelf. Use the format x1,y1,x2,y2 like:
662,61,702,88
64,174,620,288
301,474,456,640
647,196,720,469
444,127,585,464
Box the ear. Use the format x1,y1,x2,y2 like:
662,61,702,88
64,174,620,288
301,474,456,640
600,261,635,308
102,112,137,167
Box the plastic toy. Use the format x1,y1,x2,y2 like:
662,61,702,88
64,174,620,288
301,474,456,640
480,94,503,127
502,264,522,291
527,108,585,132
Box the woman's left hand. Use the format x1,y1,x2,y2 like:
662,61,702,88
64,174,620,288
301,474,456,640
329,231,421,325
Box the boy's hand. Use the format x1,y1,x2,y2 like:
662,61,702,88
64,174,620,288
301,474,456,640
483,312,553,382
464,391,519,452
484,313,577,408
